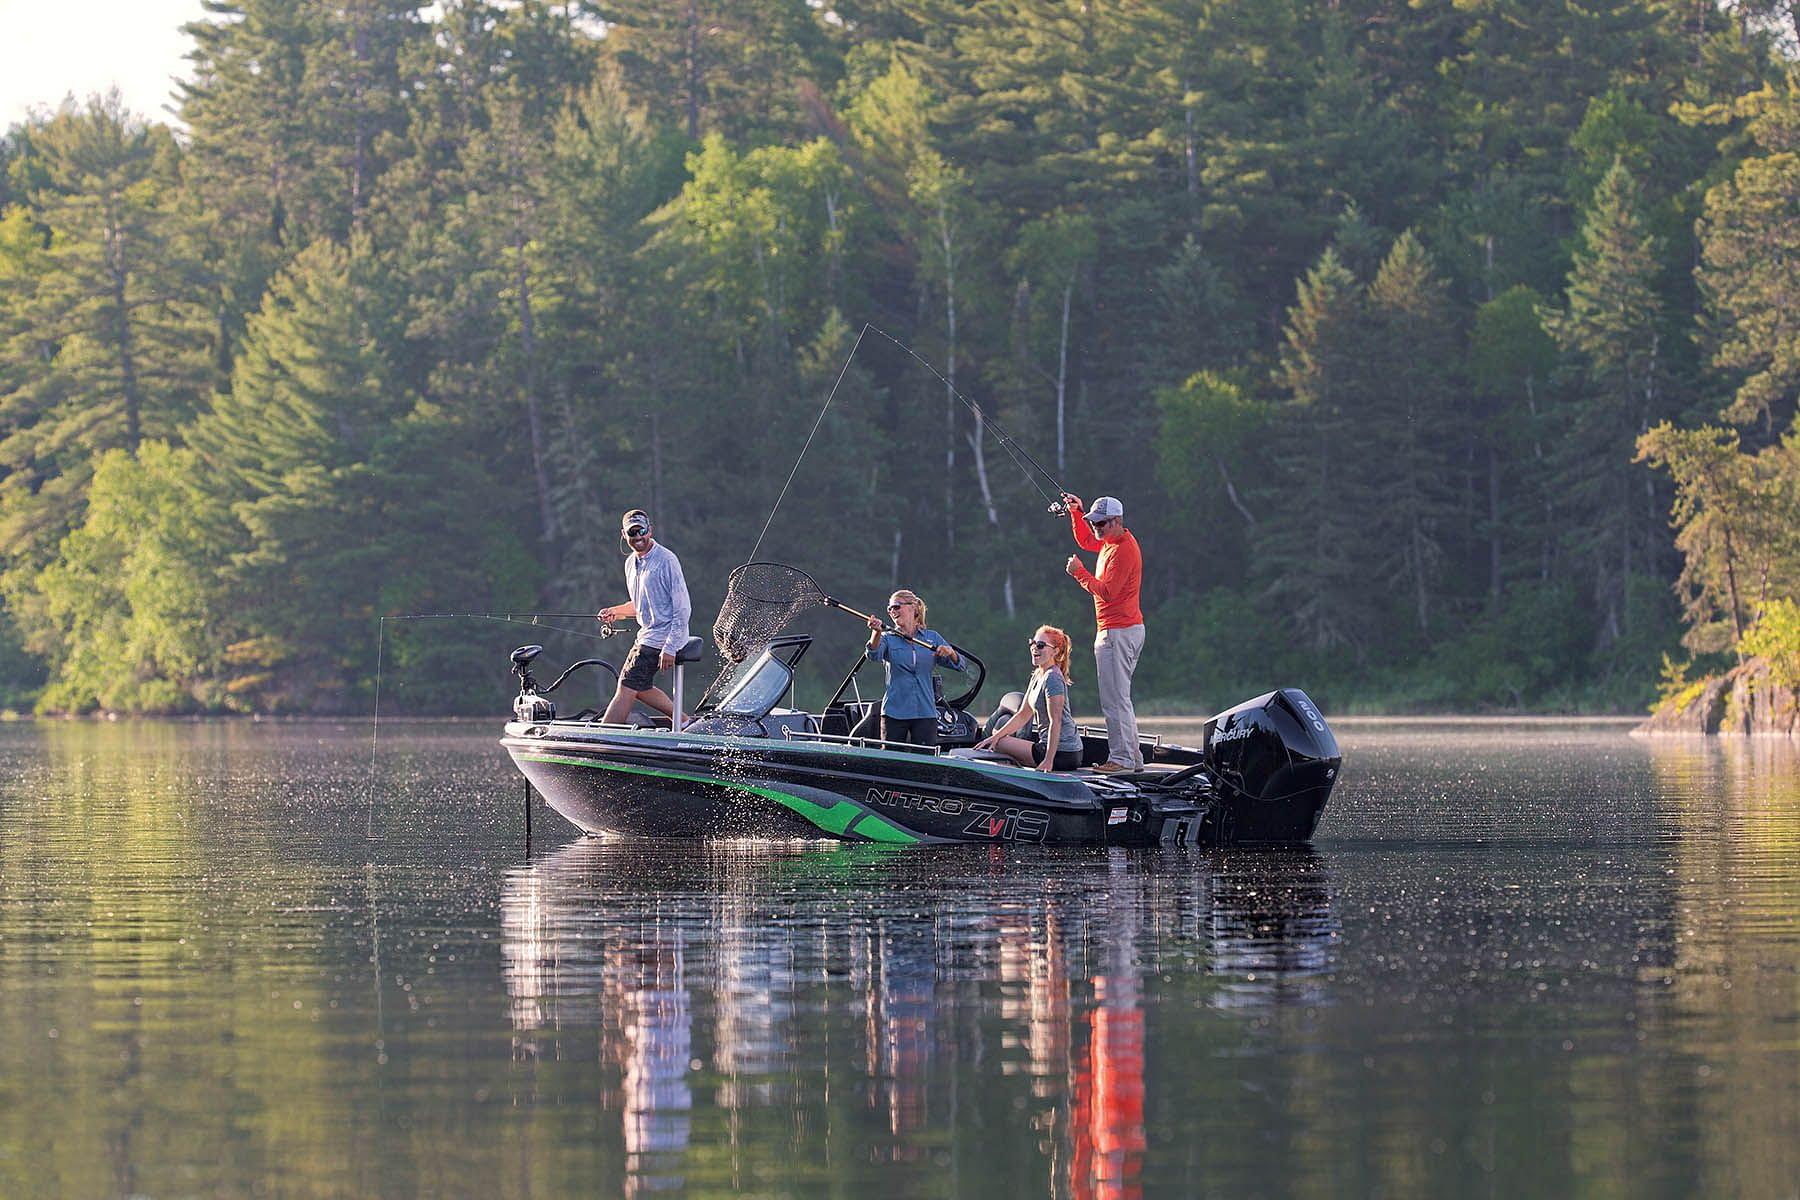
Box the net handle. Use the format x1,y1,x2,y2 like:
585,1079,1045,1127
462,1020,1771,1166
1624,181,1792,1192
738,562,939,651
818,596,940,651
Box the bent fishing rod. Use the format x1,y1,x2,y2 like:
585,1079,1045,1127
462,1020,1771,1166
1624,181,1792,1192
861,324,1073,516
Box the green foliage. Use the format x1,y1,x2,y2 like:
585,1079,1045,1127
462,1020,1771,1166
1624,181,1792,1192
0,96,213,575
1384,581,1592,711
34,444,232,712
8,0,1799,715
1655,653,1705,712
1696,80,1800,433
1545,159,1676,646
1739,598,1800,689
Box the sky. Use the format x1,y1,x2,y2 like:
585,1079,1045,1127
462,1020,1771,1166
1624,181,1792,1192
1,0,210,131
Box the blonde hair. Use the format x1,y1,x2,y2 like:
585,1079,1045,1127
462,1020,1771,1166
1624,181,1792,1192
890,589,927,628
1036,625,1073,686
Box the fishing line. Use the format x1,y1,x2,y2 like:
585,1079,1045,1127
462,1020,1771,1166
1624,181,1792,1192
862,323,1072,512
745,322,1073,565
748,323,871,562
366,617,385,840
364,611,621,841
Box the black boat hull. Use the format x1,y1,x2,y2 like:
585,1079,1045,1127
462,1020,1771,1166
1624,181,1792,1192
508,725,1253,847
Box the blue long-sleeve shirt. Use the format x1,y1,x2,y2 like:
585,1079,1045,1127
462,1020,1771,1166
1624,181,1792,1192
867,629,966,720
624,543,691,653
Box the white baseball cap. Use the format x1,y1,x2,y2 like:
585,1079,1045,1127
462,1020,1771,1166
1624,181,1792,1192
1085,496,1123,523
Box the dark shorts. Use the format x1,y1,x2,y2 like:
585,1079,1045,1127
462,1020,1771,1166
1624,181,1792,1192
620,643,665,691
882,716,939,750
1024,732,1082,771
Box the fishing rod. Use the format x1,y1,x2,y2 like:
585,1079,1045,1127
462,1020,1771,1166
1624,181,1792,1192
380,611,623,642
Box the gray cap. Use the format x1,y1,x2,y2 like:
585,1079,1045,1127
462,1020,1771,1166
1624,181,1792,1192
1085,496,1123,523
620,509,651,533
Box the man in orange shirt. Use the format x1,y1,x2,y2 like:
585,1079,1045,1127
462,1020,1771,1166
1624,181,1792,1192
1061,494,1145,772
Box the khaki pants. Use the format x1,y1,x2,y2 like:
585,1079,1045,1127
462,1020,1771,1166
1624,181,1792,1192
1094,624,1145,768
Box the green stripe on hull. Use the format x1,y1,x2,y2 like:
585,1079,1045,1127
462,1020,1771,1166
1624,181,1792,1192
516,752,921,844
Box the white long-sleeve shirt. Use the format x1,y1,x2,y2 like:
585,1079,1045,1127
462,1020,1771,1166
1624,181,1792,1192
625,543,692,653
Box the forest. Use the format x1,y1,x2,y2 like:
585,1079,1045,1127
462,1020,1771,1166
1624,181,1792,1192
4,0,1800,717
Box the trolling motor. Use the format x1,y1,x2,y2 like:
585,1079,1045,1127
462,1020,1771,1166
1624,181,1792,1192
510,636,703,728
511,645,555,722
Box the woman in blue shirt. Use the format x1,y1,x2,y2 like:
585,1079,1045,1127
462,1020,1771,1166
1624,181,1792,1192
864,589,966,749
974,625,1083,771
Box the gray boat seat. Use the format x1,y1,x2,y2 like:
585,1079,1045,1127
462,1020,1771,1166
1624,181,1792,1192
944,747,1014,764
674,636,705,664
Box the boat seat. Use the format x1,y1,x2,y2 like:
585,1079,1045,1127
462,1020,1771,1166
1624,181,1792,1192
672,635,706,664
944,747,1013,764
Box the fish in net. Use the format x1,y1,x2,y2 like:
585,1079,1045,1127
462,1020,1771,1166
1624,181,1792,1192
711,562,833,663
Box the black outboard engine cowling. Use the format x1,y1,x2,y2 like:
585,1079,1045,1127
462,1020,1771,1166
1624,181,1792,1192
1202,688,1340,842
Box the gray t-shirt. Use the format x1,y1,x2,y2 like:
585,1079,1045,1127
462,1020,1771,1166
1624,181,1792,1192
1024,667,1082,754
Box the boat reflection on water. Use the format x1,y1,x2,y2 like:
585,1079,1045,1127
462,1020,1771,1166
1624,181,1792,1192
499,840,1336,1196
1202,848,1338,1010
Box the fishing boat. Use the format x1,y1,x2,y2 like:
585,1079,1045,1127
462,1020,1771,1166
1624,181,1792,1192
497,330,1342,846
501,617,1342,847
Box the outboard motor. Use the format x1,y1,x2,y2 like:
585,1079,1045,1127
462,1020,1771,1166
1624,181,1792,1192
1202,688,1340,842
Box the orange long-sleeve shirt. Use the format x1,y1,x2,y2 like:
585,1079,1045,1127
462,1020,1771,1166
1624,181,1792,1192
1069,508,1144,630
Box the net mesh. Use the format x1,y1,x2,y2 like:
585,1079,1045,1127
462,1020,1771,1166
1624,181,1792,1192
711,562,827,663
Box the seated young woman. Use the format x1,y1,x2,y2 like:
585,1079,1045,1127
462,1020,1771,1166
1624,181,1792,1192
974,625,1084,771
864,588,966,750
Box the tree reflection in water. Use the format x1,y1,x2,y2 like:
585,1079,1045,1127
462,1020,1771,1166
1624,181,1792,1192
499,841,1336,1195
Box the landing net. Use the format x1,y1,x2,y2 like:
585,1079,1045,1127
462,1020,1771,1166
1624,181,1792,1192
711,562,827,663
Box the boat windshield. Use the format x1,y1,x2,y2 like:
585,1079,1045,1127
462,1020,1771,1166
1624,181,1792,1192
712,651,795,718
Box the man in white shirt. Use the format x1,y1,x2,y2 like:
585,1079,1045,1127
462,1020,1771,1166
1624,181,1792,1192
597,508,692,726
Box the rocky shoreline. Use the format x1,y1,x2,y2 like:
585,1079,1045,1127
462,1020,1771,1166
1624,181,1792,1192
1634,658,1800,736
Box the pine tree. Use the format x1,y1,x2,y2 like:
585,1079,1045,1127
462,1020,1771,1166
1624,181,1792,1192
1696,80,1800,436
1364,230,1459,637
1260,249,1380,654
591,0,839,142
1469,285,1559,600
533,80,685,603
0,97,212,630
179,0,427,250
185,240,408,706
1636,422,1796,656
1545,158,1674,646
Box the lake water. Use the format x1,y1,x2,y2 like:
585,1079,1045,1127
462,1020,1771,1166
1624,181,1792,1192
0,719,1794,1198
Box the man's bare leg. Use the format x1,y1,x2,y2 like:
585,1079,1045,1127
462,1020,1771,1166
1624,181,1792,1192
602,684,641,725
603,683,684,727
637,686,676,720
